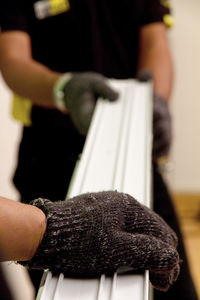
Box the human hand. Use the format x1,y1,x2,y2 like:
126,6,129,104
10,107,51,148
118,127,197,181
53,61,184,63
54,72,118,135
153,93,172,159
137,69,172,159
20,191,180,291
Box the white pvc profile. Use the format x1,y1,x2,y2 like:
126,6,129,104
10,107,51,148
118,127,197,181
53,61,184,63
38,79,153,300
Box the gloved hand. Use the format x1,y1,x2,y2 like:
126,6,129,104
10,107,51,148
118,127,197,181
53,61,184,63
137,70,172,159
153,93,172,159
54,72,118,135
20,191,180,291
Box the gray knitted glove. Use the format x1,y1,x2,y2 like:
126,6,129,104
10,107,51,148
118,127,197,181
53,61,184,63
63,72,118,135
153,93,172,159
137,70,172,159
20,191,180,291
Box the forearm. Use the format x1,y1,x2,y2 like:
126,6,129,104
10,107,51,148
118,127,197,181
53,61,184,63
1,56,60,108
0,31,61,108
137,23,173,100
0,197,46,261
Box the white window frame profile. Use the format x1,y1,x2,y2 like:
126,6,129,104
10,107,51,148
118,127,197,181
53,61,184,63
37,79,153,300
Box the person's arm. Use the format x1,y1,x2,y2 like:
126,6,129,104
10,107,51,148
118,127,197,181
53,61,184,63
0,30,118,135
137,22,173,158
0,31,61,108
137,22,173,100
0,196,46,261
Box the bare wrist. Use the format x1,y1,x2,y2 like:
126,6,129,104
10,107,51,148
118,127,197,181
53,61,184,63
27,205,47,260
0,197,47,262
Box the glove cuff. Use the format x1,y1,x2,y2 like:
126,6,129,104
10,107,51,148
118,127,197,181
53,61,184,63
18,198,62,271
153,92,167,104
53,73,72,111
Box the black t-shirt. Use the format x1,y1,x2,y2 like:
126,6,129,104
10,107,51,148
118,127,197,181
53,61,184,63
0,0,170,78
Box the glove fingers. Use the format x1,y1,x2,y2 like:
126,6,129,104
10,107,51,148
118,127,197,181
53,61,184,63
153,133,171,158
68,92,96,135
153,117,171,136
111,231,179,273
153,129,171,147
153,94,172,159
153,113,171,153
125,202,178,247
153,94,170,117
92,79,119,102
153,140,171,159
150,264,180,291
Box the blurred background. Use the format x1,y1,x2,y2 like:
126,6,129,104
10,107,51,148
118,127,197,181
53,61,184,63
0,0,200,299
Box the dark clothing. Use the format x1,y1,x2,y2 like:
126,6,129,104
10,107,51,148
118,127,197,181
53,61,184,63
0,0,169,78
13,108,85,203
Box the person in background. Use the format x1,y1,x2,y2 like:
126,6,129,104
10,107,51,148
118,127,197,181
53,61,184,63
0,0,198,299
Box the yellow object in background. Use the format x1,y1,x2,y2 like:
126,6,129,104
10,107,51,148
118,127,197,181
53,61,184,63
12,94,32,126
163,14,174,28
50,0,70,16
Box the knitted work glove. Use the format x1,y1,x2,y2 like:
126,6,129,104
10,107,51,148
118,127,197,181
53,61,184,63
153,93,172,159
137,70,172,159
54,72,118,135
20,191,180,291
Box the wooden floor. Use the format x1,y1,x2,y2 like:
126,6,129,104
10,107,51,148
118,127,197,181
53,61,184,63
173,194,200,299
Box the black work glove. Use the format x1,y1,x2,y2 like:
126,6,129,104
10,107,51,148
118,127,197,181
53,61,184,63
20,191,180,291
54,72,118,135
137,70,172,159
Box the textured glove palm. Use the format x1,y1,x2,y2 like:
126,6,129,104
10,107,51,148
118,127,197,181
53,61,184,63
21,191,179,291
63,72,118,135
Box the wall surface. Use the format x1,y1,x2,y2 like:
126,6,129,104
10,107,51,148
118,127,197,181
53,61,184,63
168,0,200,193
